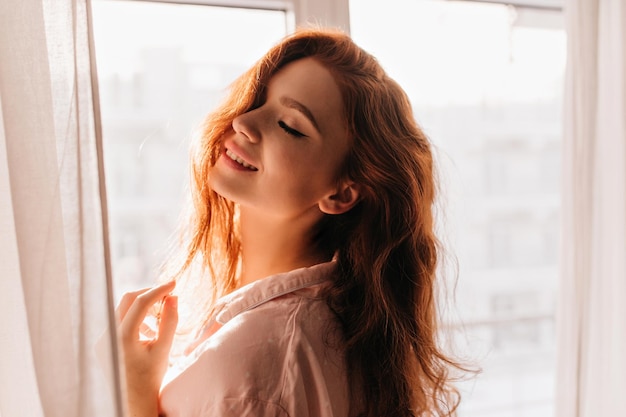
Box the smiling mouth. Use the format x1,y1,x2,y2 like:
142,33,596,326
225,148,258,171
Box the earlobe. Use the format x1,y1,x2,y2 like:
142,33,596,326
319,183,361,215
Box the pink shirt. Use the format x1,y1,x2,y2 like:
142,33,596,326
159,261,351,417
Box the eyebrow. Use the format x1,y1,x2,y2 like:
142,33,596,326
279,96,320,133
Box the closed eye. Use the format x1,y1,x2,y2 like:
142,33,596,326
278,120,306,138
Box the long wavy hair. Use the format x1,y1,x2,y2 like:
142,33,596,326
171,28,464,417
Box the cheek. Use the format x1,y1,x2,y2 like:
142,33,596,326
263,141,346,193
267,144,311,176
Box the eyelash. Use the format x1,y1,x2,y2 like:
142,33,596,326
278,120,306,138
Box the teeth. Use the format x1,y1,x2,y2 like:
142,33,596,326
226,149,257,170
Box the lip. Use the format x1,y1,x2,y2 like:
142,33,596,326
221,141,258,171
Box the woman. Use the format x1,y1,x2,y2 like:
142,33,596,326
117,28,463,417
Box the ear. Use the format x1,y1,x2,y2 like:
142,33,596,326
318,182,361,215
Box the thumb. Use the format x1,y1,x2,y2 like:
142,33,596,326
156,295,178,351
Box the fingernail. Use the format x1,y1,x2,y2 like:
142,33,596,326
166,295,178,308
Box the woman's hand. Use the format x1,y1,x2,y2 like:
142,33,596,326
117,281,178,417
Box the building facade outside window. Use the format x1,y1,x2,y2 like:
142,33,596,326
350,1,564,416
92,0,288,295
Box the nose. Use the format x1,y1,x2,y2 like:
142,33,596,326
232,110,261,143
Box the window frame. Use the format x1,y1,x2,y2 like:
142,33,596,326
102,0,562,34
454,0,562,10
114,0,352,33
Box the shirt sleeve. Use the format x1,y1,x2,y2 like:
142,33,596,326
158,302,298,417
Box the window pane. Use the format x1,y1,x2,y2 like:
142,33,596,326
350,1,565,416
92,1,287,296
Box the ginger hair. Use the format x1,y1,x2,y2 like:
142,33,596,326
173,28,464,417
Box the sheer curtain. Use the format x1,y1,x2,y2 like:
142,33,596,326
557,0,626,416
0,1,122,416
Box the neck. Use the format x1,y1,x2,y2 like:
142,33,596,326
237,207,330,287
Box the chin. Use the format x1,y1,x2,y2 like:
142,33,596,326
206,177,238,204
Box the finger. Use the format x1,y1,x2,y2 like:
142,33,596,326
116,287,151,322
154,295,178,353
121,281,176,336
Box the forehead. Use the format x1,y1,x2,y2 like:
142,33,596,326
267,57,346,137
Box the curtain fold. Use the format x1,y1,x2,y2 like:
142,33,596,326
557,0,626,416
0,1,122,416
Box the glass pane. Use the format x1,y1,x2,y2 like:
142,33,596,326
91,1,287,296
350,1,565,416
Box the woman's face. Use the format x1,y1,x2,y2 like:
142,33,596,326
209,57,352,221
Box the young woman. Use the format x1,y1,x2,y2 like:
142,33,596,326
117,28,463,417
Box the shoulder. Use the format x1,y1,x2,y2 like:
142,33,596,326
217,290,343,384
160,290,349,417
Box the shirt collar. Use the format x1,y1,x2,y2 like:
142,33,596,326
215,261,336,325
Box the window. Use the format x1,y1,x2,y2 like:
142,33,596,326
91,0,288,296
93,0,564,414
350,1,565,416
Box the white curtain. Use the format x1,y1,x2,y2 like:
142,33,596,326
557,0,626,416
0,1,122,416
